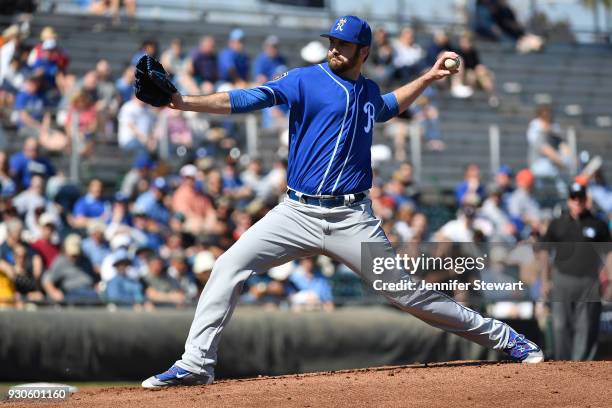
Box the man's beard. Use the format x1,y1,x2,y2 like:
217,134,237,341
327,48,360,75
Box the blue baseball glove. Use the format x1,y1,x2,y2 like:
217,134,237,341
134,55,177,107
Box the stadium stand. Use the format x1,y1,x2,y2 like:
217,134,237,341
4,11,611,193
0,3,610,310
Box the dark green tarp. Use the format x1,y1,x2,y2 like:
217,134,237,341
0,306,538,381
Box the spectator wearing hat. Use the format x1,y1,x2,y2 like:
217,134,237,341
253,35,286,84
180,35,218,95
119,152,155,199
82,220,110,276
9,138,55,190
539,183,611,360
192,250,215,289
493,165,514,209
241,261,295,306
508,169,541,237
100,233,140,282
172,164,217,234
30,212,60,269
218,29,250,85
142,254,185,306
105,249,145,307
42,233,98,302
134,177,171,225
27,26,69,73
29,39,61,93
71,178,110,229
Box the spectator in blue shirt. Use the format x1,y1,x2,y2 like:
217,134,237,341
455,163,486,205
289,258,334,311
9,137,55,190
13,76,47,134
115,64,135,105
82,220,111,275
105,249,145,307
131,210,164,250
72,178,110,229
218,29,250,84
253,35,286,84
134,177,171,225
29,40,59,92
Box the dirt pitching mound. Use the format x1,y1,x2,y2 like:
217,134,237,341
7,361,612,408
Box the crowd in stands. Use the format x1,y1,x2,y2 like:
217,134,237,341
0,5,609,311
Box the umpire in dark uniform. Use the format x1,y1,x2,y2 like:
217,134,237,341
540,182,611,361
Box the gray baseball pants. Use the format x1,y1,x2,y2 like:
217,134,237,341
176,197,510,377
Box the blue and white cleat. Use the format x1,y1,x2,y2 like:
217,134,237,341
504,330,544,363
141,365,214,388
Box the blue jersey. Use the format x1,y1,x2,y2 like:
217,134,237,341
229,62,398,196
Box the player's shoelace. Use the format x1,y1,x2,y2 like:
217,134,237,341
505,334,538,360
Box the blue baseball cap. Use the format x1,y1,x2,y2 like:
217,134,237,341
321,16,372,47
152,177,169,193
497,165,513,176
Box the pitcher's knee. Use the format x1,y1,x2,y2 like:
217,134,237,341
210,252,254,280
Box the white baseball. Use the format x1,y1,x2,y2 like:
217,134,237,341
444,58,460,70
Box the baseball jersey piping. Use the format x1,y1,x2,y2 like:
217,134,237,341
258,85,276,105
315,63,350,195
332,84,363,194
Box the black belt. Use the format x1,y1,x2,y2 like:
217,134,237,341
287,190,366,208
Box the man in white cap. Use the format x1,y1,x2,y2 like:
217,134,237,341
43,234,98,302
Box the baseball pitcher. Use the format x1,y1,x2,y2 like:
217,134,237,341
142,16,543,388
